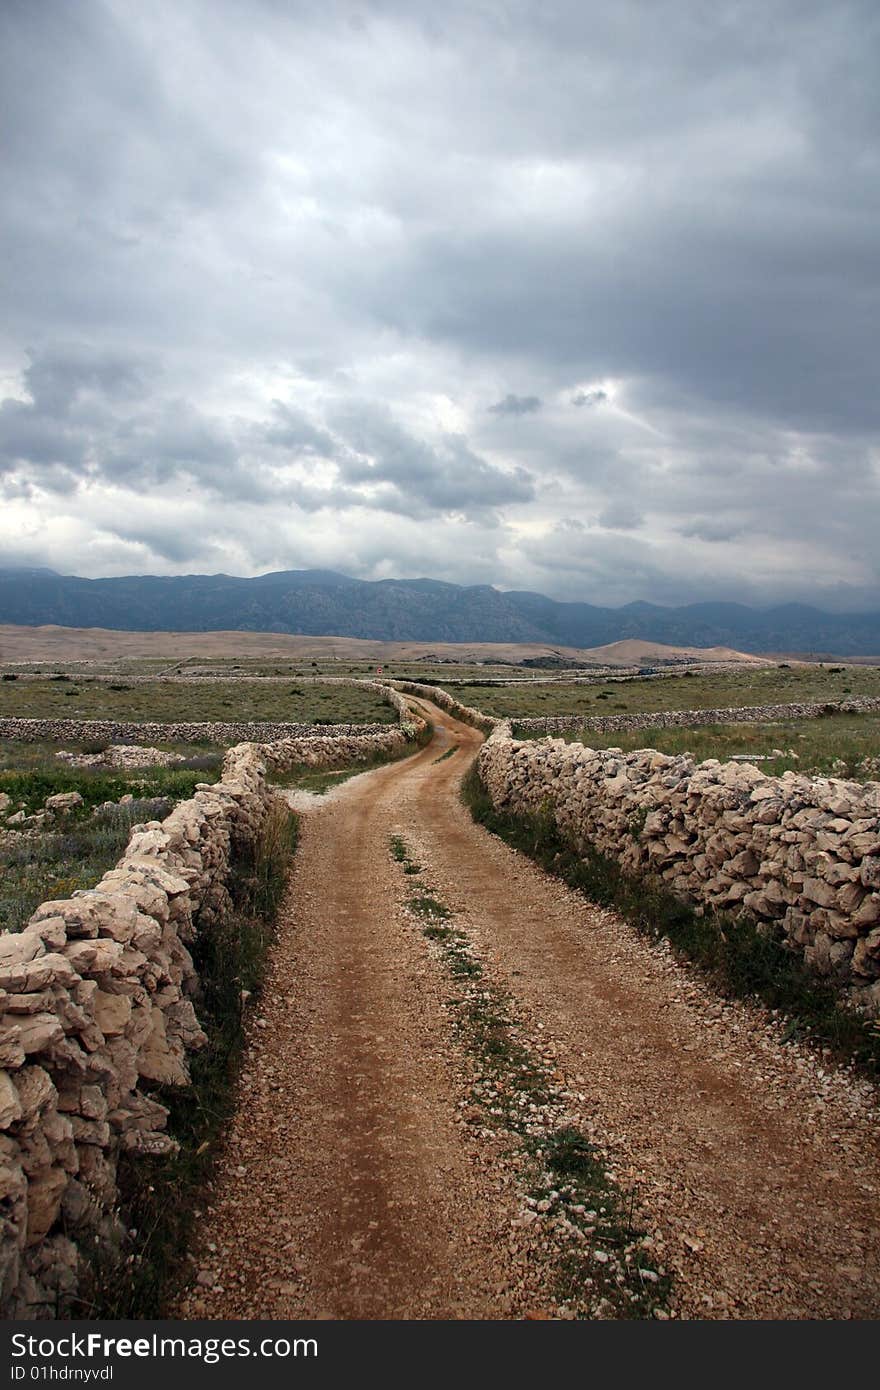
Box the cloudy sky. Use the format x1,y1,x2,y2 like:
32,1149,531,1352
1,0,878,611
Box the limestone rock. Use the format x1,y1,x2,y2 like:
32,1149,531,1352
0,1072,23,1130
25,1169,68,1245
44,792,83,814
91,991,132,1039
860,856,880,889
14,1067,56,1122
137,1009,188,1087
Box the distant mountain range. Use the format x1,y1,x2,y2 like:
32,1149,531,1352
1,566,879,656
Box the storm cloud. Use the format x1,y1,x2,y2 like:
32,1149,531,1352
1,0,878,611
488,394,543,416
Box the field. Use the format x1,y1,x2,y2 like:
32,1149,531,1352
2,655,560,683
450,663,880,720
2,803,166,934
0,740,226,933
0,741,222,811
0,677,396,725
541,712,880,781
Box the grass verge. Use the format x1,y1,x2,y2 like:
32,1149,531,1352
80,799,298,1317
461,763,880,1080
391,835,671,1318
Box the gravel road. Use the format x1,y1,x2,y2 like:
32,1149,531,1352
178,703,880,1320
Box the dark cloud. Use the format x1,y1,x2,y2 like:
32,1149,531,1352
597,500,643,531
678,517,747,544
329,401,536,518
262,403,341,460
488,394,542,416
0,0,877,610
0,347,530,525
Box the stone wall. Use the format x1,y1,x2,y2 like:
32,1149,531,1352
477,728,880,1016
390,680,498,734
0,717,389,746
513,695,880,736
259,722,419,773
0,688,426,1317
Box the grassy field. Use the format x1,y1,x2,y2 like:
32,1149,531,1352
0,765,220,820
0,742,225,932
271,718,433,794
0,677,396,725
535,712,880,781
450,663,880,720
1,799,177,933
0,748,222,817
133,659,552,682
273,757,394,795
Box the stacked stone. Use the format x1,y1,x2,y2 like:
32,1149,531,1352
56,746,187,769
261,725,411,772
478,730,880,1016
0,742,272,1316
0,717,389,745
0,695,430,1317
514,695,880,736
390,680,498,734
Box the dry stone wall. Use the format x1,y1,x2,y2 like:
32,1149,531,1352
513,695,880,736
0,685,425,1317
0,717,388,746
478,728,880,1016
390,680,497,734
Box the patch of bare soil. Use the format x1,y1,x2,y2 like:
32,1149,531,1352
177,703,880,1320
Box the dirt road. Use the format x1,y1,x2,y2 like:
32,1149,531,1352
179,704,880,1320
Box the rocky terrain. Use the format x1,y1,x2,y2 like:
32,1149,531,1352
2,566,879,654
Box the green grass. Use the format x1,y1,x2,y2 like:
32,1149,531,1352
79,800,298,1318
0,761,221,820
455,664,880,721
531,712,880,782
0,749,223,933
407,891,453,920
390,835,422,874
432,744,460,764
0,677,397,725
270,753,404,794
461,764,880,1080
525,1127,669,1316
271,765,361,795
84,659,553,682
0,738,218,773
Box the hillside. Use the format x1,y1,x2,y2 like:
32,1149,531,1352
0,567,879,655
0,625,762,666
